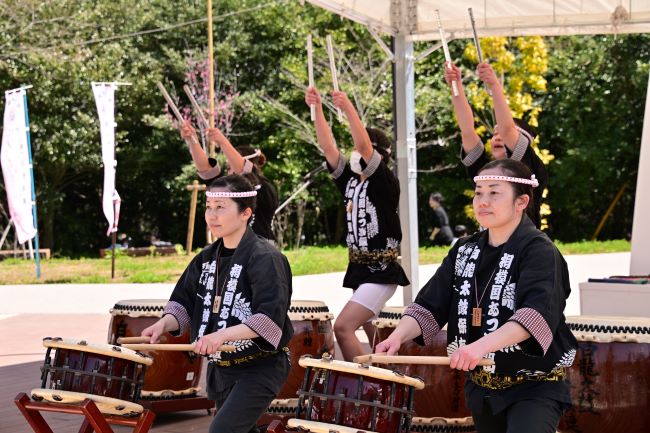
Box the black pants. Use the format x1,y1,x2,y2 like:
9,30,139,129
472,397,563,433
207,353,290,433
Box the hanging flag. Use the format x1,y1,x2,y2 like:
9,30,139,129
1,89,37,244
92,83,120,235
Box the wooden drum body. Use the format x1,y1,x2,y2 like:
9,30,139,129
32,337,152,416
277,301,335,399
558,316,650,433
108,299,203,399
294,357,424,433
373,307,471,419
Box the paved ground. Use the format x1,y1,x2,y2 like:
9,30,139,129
0,252,632,432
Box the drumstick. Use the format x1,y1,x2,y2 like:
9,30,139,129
122,343,236,352
156,81,185,123
307,34,315,121
354,353,495,366
468,8,493,97
183,85,211,130
436,9,458,97
325,34,343,122
116,336,150,344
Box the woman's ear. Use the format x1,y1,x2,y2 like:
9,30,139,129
242,207,253,221
515,194,530,212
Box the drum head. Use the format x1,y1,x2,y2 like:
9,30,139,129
298,357,424,389
288,418,379,433
566,315,650,343
110,299,168,317
31,388,143,416
42,337,153,366
288,300,334,321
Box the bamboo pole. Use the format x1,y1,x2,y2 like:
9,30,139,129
207,0,216,157
186,181,206,255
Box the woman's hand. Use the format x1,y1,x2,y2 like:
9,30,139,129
194,331,226,355
141,319,167,344
443,63,462,88
477,63,499,88
206,128,226,148
180,121,199,144
449,342,486,371
375,334,402,356
330,90,354,114
305,87,322,108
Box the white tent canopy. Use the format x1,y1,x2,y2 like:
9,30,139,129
307,0,650,38
303,0,650,303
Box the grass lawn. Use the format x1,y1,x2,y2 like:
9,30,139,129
0,239,631,285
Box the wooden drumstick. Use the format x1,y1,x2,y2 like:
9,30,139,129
156,81,185,123
354,353,495,366
122,343,236,352
116,336,150,344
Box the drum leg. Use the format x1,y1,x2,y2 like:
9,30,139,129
14,393,54,433
79,398,115,433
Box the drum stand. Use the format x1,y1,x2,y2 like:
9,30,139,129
14,393,155,433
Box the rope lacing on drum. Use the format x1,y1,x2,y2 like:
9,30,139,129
568,323,650,335
112,303,165,312
410,424,475,433
289,305,331,314
378,311,403,320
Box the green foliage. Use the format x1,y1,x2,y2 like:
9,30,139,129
0,1,646,257
538,35,650,241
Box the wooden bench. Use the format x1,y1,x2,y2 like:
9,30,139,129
0,248,51,260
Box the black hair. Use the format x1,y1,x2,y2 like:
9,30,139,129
366,127,392,163
453,225,468,237
477,159,535,222
208,174,257,218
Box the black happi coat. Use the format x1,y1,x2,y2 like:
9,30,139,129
165,227,293,363
328,151,410,289
405,216,577,377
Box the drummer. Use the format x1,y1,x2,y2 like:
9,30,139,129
180,121,279,242
377,159,577,433
305,86,409,362
142,174,292,433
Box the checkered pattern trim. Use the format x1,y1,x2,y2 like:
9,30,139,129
462,141,485,167
163,301,191,333
243,313,282,349
361,149,382,178
511,128,532,162
509,307,553,355
330,152,346,179
404,303,441,346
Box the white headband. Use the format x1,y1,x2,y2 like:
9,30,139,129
243,149,262,160
473,174,539,188
206,190,258,198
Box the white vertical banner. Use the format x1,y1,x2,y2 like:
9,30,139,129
1,89,37,244
92,83,120,235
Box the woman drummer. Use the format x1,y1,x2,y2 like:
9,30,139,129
305,86,409,362
377,159,577,433
142,174,292,433
444,62,548,229
180,122,279,242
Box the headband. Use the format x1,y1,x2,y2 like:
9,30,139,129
206,190,258,198
473,174,539,188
